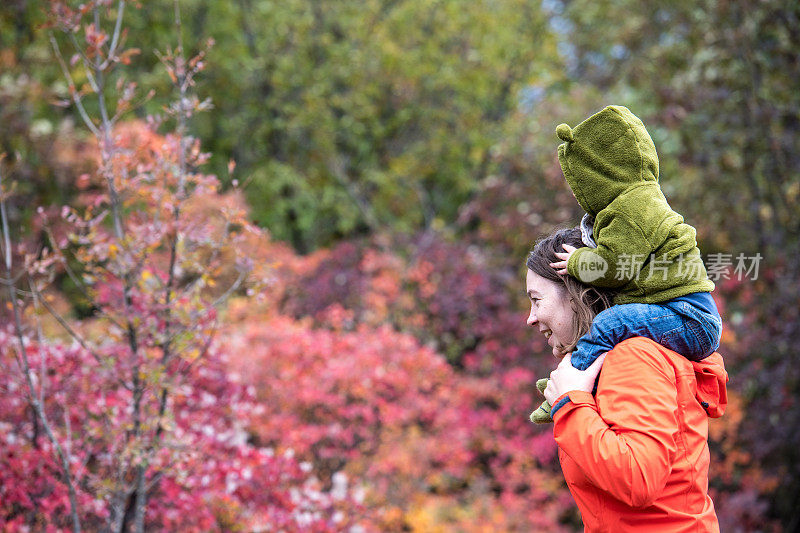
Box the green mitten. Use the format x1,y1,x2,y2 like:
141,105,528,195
530,378,553,424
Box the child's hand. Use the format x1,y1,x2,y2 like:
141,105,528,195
549,244,577,275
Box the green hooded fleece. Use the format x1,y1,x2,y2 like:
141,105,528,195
558,105,714,304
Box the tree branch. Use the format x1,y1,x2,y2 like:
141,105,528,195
1,167,82,533
102,1,128,70
49,32,100,137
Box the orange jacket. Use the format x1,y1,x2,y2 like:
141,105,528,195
551,337,728,532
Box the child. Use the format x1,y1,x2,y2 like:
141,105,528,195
531,105,723,424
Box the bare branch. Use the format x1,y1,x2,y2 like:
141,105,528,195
31,282,132,393
30,281,47,409
135,2,191,527
64,407,73,465
67,32,100,93
102,1,128,70
0,166,82,533
1,175,11,271
49,32,101,137
42,224,127,332
212,270,246,308
93,5,114,133
0,268,27,288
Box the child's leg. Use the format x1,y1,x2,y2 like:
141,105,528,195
571,303,685,370
661,299,722,361
571,302,722,371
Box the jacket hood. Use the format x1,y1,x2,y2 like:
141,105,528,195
556,105,660,216
691,353,728,418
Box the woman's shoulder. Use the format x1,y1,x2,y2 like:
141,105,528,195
595,338,687,425
604,337,689,382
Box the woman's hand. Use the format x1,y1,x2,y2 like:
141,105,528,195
544,352,606,405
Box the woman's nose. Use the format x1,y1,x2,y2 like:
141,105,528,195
527,307,537,326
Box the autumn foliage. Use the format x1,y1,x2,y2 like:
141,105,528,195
0,330,354,531
0,0,790,531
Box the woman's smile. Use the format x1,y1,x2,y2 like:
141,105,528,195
526,269,576,356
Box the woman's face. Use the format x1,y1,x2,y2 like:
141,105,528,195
526,269,576,357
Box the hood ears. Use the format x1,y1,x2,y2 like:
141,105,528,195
556,123,574,142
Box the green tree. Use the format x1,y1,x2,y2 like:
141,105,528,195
4,1,566,251
188,0,560,251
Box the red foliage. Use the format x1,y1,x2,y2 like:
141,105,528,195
278,234,555,376
0,329,356,531
223,234,576,530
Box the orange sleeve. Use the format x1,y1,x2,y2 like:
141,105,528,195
552,338,679,508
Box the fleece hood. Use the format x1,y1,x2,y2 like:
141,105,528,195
556,105,660,216
691,353,729,418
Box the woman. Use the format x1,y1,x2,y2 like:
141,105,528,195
526,227,728,532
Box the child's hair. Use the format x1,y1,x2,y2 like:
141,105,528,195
526,227,616,355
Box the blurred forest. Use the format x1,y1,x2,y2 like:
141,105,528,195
1,0,798,531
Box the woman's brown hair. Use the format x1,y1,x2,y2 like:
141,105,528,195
526,227,615,356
